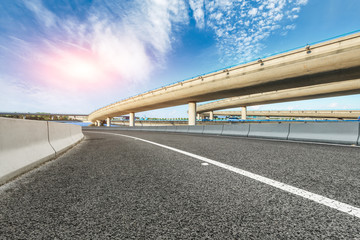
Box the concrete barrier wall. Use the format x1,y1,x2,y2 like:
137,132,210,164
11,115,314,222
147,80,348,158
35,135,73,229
48,122,74,154
203,125,224,135
221,124,250,136
88,122,360,146
156,126,167,132
165,126,177,133
147,126,159,132
0,118,83,185
288,122,360,145
70,124,84,144
248,123,290,140
48,122,84,154
188,126,204,134
176,126,189,133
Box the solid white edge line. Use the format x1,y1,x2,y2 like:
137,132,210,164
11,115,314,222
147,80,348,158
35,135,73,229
89,131,360,219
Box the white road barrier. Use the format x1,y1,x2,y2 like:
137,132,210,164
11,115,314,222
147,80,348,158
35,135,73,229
0,118,83,185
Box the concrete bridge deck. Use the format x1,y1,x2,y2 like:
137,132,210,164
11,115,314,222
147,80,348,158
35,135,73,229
1,129,360,238
196,80,360,114
89,32,360,125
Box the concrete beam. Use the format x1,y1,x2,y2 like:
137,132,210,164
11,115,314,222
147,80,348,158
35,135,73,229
188,102,196,126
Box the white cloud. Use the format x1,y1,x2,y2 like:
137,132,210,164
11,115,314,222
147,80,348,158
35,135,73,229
296,0,308,5
1,0,309,113
23,0,56,28
18,0,309,81
189,0,205,28
202,0,308,64
6,0,192,92
0,0,194,111
285,24,296,30
248,8,258,17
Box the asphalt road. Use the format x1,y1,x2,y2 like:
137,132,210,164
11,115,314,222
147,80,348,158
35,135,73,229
1,129,360,239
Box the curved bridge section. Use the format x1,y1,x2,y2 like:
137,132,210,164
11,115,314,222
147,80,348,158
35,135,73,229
89,32,360,125
197,79,360,114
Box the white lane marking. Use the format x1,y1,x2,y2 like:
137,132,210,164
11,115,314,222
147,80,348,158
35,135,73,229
201,163,209,166
89,131,360,219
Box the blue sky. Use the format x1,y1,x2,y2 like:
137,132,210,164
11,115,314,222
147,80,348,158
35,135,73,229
0,0,359,117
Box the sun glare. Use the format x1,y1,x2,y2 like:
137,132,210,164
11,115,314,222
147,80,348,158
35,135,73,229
67,60,97,79
57,54,102,83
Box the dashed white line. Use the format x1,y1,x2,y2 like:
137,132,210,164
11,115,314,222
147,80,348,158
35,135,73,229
91,131,360,219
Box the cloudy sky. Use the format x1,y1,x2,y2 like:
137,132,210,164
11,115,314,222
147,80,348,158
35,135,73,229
0,0,360,117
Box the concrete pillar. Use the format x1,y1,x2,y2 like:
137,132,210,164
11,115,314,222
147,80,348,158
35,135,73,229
197,113,200,120
241,106,247,120
129,112,135,127
106,117,111,127
209,111,214,120
188,102,196,126
96,120,101,127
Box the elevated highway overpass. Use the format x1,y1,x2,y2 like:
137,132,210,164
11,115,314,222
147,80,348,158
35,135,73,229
196,79,360,119
89,32,360,126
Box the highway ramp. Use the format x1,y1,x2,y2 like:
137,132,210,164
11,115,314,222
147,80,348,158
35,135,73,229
1,130,359,239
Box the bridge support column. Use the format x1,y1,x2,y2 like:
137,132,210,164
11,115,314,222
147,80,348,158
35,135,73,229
129,112,135,127
241,107,247,120
96,120,101,127
188,102,196,126
106,117,111,127
209,111,214,120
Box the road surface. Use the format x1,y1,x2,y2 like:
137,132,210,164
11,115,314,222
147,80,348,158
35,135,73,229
1,129,360,239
